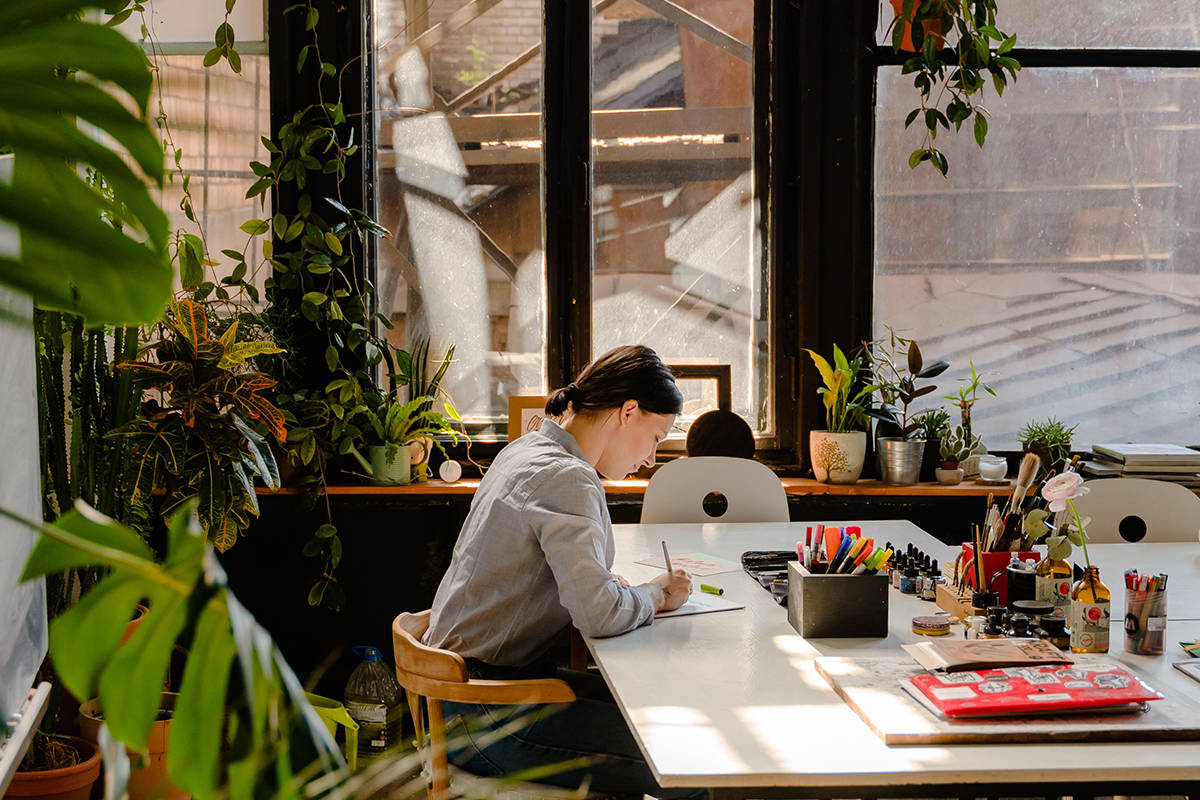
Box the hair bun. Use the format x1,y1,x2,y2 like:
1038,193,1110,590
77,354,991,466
566,382,582,400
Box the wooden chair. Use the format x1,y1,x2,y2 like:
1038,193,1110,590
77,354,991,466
1073,478,1200,543
392,611,589,800
641,455,789,523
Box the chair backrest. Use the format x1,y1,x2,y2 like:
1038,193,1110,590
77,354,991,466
1072,478,1200,543
640,456,789,524
391,612,577,800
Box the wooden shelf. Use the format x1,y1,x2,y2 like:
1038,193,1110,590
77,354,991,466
259,477,1017,498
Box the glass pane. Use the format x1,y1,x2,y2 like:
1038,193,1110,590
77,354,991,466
590,1,768,436
875,66,1200,448
875,0,1200,50
373,0,545,435
156,55,272,304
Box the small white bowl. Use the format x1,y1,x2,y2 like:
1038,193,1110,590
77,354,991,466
977,455,1007,480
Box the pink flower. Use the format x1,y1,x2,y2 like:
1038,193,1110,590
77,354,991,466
1041,471,1089,512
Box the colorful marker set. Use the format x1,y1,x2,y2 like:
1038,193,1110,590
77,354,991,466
799,525,892,576
1124,569,1168,655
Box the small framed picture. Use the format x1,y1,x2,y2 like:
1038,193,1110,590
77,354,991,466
508,396,548,441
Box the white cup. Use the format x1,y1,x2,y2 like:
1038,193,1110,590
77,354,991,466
977,455,1007,480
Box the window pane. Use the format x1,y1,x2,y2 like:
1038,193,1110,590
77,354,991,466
875,0,1200,49
875,66,1200,448
374,0,544,435
156,55,272,303
590,2,768,436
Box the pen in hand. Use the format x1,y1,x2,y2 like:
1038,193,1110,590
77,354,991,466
661,540,673,573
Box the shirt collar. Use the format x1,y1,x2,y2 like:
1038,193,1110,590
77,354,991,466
539,418,591,464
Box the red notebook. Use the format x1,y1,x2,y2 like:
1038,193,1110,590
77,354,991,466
905,662,1163,718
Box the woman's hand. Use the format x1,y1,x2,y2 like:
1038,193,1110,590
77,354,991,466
651,569,692,611
612,573,630,587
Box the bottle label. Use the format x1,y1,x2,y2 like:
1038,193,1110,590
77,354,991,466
346,701,387,725
1035,575,1071,616
1069,600,1110,651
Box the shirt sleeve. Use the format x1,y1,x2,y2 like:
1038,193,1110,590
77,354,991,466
524,465,655,638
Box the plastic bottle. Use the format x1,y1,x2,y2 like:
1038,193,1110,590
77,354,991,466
344,645,403,766
1070,566,1111,653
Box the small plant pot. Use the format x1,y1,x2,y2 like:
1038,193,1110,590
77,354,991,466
935,467,964,485
877,437,925,486
367,444,412,485
9,736,101,800
809,430,866,484
79,693,186,800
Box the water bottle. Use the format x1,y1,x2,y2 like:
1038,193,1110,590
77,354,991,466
344,646,403,766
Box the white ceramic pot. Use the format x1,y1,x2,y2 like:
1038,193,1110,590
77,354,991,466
935,467,964,485
809,430,867,484
367,443,412,485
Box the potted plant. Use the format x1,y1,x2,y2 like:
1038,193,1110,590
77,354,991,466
393,336,464,482
862,330,949,485
349,396,463,485
936,424,980,485
112,297,285,552
1018,416,1077,478
912,408,950,482
10,733,102,800
886,0,1021,176
942,360,995,477
803,344,873,484
78,693,185,800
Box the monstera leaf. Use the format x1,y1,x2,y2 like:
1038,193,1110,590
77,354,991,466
0,1,170,324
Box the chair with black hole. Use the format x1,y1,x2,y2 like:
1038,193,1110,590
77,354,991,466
392,611,638,800
1072,478,1200,543
640,455,789,524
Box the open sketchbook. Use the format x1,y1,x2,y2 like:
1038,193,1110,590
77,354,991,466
656,592,744,618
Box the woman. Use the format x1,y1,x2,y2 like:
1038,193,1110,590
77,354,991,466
425,345,701,799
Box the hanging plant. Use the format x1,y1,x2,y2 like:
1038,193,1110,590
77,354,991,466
887,0,1021,176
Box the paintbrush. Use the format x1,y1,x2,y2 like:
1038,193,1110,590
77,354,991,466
972,524,984,589
1004,452,1041,519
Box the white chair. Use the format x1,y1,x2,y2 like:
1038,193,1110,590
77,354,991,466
1072,478,1200,543
640,456,789,523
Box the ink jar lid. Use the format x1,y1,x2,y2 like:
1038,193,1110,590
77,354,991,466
972,590,998,610
912,615,951,636
1038,616,1066,636
1011,599,1054,621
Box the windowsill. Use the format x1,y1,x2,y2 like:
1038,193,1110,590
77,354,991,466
258,478,1022,497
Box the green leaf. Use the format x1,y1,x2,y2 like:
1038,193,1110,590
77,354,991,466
315,523,336,539
21,502,155,581
321,61,335,77
323,231,343,255
297,44,311,73
973,112,988,148
998,34,1016,54
215,22,234,47
240,218,269,236
203,47,221,67
302,291,327,306
324,344,338,372
305,7,318,29
98,583,189,749
907,148,929,169
930,149,948,176
226,48,241,74
170,600,235,800
904,108,920,128
284,219,304,241
47,573,144,701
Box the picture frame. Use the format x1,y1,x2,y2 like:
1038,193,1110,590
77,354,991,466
508,395,548,441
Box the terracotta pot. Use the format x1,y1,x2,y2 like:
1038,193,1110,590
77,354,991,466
8,737,101,800
888,0,946,52
78,692,188,800
120,603,149,646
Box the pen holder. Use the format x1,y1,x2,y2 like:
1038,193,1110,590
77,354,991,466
1124,588,1167,655
786,562,888,638
958,545,1039,606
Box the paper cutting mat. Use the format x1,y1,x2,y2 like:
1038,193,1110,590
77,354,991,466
814,656,1200,745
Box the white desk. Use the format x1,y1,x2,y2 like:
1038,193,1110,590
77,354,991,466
586,521,1200,798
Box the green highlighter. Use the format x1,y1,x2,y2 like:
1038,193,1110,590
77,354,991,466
700,583,723,596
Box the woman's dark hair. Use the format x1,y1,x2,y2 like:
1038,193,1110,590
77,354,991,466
686,409,755,459
545,345,683,417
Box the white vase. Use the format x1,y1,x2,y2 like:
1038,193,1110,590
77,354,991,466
935,466,964,485
809,430,867,484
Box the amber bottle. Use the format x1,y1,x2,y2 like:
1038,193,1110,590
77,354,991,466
1069,566,1111,653
1035,556,1072,618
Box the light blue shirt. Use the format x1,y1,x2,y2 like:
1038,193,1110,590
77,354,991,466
424,419,656,666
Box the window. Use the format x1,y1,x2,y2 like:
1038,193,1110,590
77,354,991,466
120,2,272,301
371,1,776,443
873,1,1200,448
